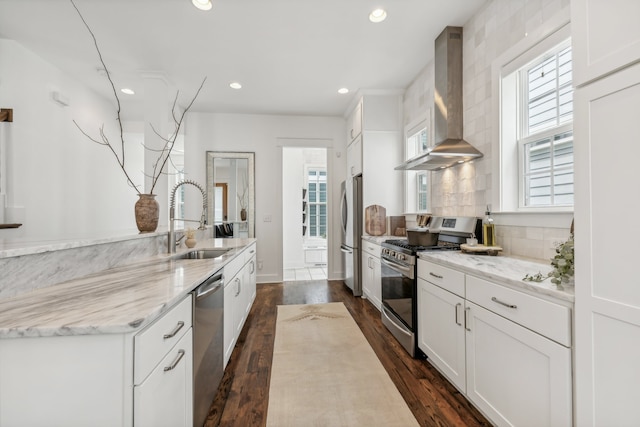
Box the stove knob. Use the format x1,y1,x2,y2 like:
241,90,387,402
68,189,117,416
397,253,405,261
389,250,395,257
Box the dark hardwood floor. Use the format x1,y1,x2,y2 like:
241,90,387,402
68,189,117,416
204,280,491,427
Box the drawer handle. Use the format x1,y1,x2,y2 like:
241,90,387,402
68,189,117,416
491,297,517,309
429,272,443,279
464,307,471,331
163,321,185,339
455,303,462,326
164,349,185,372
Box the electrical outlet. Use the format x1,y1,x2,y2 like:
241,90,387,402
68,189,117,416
257,260,263,270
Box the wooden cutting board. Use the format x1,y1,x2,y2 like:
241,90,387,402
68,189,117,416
365,205,386,236
388,216,406,236
460,244,503,256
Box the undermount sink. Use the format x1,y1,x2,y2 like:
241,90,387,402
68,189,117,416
171,248,230,260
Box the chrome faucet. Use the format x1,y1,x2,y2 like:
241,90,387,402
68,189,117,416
168,180,207,253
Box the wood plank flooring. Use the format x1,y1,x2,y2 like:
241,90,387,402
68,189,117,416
204,280,492,427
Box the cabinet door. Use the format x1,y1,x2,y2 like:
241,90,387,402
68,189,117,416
417,278,466,392
361,252,373,301
346,135,362,177
465,302,572,427
232,275,244,339
574,61,640,426
572,0,640,86
223,279,236,367
134,329,193,427
370,256,382,311
347,100,363,142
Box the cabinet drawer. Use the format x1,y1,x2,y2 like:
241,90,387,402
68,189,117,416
134,295,193,385
362,241,381,258
244,243,256,264
418,260,465,297
466,275,571,347
224,251,245,282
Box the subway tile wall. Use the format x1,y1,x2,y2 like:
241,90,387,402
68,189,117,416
402,0,571,263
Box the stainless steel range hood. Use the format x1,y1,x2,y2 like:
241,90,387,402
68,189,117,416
396,26,482,171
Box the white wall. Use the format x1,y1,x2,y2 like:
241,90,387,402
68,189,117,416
0,39,144,240
184,113,346,283
402,0,572,261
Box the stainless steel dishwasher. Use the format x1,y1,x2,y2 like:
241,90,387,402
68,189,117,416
192,271,224,427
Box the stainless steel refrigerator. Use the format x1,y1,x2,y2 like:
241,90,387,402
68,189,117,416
340,175,363,296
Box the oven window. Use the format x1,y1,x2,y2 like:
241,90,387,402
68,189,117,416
381,262,414,329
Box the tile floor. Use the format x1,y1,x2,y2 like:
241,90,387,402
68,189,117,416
283,266,327,281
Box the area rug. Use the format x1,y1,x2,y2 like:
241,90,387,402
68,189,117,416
266,302,419,426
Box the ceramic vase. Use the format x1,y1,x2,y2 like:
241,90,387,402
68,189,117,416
241,208,247,221
134,194,159,233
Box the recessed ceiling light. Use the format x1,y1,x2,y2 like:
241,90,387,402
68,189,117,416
338,88,349,94
192,0,212,11
369,8,387,23
229,82,242,89
121,88,135,95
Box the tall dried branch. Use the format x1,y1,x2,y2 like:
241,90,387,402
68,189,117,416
69,0,206,196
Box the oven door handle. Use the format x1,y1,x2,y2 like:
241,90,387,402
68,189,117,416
381,257,413,278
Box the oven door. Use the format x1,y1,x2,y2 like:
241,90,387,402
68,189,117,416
380,256,417,357
381,257,414,329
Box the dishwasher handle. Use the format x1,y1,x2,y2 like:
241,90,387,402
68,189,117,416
195,272,224,300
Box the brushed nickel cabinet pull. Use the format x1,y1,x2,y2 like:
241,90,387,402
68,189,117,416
491,296,517,309
455,303,462,326
163,321,185,339
429,272,444,279
164,349,185,372
464,307,471,331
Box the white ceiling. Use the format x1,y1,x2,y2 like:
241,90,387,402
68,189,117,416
0,0,486,120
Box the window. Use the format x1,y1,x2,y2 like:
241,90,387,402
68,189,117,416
518,43,573,207
404,120,430,213
307,169,327,238
495,22,573,213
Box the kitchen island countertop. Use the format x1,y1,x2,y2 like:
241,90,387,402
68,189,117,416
0,238,255,339
418,251,574,303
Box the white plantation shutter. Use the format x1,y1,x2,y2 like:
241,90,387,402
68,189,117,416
519,43,574,207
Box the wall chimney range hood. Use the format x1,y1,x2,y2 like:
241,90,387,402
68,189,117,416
396,26,482,171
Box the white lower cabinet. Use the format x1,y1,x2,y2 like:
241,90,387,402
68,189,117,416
223,242,257,367
417,259,573,427
134,329,193,427
465,301,572,427
417,278,466,391
361,240,382,310
0,294,194,427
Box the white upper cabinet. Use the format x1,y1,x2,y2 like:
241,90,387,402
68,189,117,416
347,99,363,143
572,0,640,87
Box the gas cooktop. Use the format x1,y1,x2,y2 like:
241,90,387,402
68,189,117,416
383,239,461,253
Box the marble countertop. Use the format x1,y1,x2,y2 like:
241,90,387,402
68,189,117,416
0,238,255,339
418,251,574,303
362,235,395,245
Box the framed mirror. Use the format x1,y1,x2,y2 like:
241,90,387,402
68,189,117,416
206,151,255,238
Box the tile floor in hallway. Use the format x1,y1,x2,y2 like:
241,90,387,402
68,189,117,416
283,266,327,281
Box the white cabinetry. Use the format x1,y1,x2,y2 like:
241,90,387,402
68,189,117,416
134,329,193,427
361,240,382,310
571,0,640,87
572,45,640,426
0,294,194,427
344,94,403,218
417,259,572,427
347,135,363,177
223,242,257,367
347,99,363,142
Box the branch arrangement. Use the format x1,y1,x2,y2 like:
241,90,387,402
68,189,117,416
70,0,205,195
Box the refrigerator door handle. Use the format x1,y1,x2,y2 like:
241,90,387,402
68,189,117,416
340,185,348,236
340,244,353,254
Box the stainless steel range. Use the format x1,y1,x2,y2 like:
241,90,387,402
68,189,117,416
380,216,481,357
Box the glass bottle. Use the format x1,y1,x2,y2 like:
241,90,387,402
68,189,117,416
482,206,496,246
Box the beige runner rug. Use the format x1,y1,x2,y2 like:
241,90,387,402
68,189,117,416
266,302,419,426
